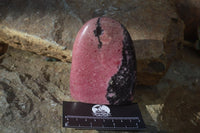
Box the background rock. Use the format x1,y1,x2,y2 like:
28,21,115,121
172,0,200,42
0,47,70,133
0,0,83,49
0,42,8,56
0,0,184,85
134,47,200,132
0,43,200,133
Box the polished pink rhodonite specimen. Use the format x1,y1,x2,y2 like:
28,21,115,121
70,17,136,105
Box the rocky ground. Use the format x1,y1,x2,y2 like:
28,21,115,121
0,0,185,85
0,45,200,133
135,47,200,132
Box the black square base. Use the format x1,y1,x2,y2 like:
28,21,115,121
63,101,145,130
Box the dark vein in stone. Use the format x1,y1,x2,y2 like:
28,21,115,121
106,24,136,105
93,17,103,48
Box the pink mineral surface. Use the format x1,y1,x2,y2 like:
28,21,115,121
70,17,136,105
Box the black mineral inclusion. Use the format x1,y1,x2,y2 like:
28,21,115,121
106,24,137,105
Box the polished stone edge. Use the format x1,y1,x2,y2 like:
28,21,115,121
106,24,136,105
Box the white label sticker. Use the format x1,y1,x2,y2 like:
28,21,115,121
92,104,111,117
